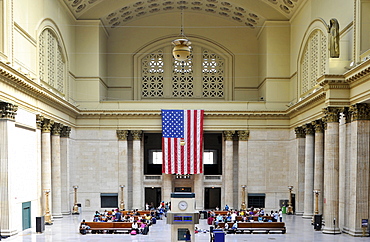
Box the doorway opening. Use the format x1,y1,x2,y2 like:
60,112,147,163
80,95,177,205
204,187,221,210
145,187,161,209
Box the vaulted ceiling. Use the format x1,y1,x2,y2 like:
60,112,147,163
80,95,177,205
63,0,304,30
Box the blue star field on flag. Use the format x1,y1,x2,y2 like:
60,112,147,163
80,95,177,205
162,110,184,138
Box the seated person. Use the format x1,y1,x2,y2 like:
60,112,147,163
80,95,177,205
258,215,263,222
131,220,139,233
79,220,90,235
231,221,238,233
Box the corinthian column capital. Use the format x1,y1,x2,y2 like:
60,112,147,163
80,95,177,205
223,130,235,141
323,107,341,123
117,130,129,140
303,123,314,135
131,130,142,140
42,119,55,133
312,120,324,133
294,126,305,138
237,130,249,141
349,103,370,121
60,126,71,138
0,101,18,120
51,123,63,136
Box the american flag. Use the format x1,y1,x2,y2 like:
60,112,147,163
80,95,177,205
162,109,204,174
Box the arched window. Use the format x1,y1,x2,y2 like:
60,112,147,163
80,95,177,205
140,45,225,99
300,30,327,95
39,29,66,94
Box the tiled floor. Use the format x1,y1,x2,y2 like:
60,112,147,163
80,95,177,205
3,213,369,241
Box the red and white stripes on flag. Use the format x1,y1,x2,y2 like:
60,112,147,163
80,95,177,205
162,109,204,174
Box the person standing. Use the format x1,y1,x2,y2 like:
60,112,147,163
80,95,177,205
184,229,191,241
279,209,283,222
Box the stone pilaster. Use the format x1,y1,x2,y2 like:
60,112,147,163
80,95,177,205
162,174,172,205
237,130,249,210
0,102,18,236
294,126,305,215
194,173,204,210
223,131,234,209
322,107,341,234
117,130,129,210
312,120,324,215
51,123,63,218
347,104,370,236
36,115,44,217
303,124,315,219
42,118,54,219
131,130,143,210
60,126,71,215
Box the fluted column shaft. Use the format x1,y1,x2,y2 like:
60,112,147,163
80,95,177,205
36,115,43,216
348,104,370,236
42,119,54,218
303,124,315,218
117,130,129,209
131,130,143,210
223,131,234,209
295,127,306,215
51,123,63,218
313,120,324,215
0,102,18,236
60,126,71,215
322,107,341,234
237,130,249,210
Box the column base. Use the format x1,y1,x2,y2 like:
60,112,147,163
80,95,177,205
0,229,18,237
52,213,63,219
322,227,341,234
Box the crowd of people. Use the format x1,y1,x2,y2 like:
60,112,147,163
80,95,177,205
208,206,284,227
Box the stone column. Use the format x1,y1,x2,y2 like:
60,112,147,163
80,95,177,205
294,126,305,215
194,173,204,210
343,108,352,229
322,107,341,234
117,130,129,210
51,123,63,218
131,130,143,210
0,102,18,236
36,115,44,216
312,120,324,215
42,118,54,219
60,126,71,215
237,130,249,210
347,104,370,236
303,124,315,218
163,174,173,204
223,131,234,209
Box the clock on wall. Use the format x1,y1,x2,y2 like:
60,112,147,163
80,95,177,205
178,201,188,211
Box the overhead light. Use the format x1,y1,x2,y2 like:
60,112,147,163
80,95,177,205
172,7,191,61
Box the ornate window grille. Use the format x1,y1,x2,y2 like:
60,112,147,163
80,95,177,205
300,30,327,94
142,50,164,98
202,49,224,98
39,29,65,94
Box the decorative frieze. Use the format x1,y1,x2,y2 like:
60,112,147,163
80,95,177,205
42,119,54,133
60,126,71,138
117,130,129,140
36,114,44,129
131,130,142,140
51,123,63,136
294,127,306,138
348,103,370,121
312,120,324,133
303,123,314,135
323,107,341,123
237,130,249,141
223,130,235,141
0,101,18,120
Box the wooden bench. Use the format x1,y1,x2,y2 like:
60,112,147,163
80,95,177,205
217,222,286,234
83,222,144,234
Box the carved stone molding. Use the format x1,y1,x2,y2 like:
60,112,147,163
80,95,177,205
323,107,341,123
342,107,352,123
223,130,235,141
60,126,71,138
42,119,55,133
117,130,129,140
0,101,18,120
36,114,44,129
303,123,314,135
131,130,142,140
237,130,250,141
51,123,64,136
312,120,324,133
294,126,306,138
349,103,370,121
